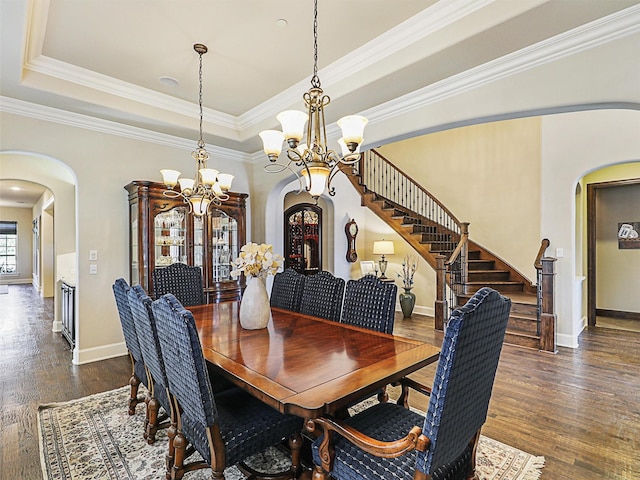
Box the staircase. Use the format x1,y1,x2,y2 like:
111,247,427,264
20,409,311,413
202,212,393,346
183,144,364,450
343,151,552,351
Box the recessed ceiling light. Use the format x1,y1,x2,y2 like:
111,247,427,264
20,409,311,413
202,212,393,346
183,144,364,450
10,186,20,191
159,76,179,87
276,18,288,28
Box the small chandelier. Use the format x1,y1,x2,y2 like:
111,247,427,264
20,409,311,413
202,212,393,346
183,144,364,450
259,0,368,200
160,43,234,216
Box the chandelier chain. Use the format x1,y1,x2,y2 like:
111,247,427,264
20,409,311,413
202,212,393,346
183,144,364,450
311,0,320,89
197,49,205,148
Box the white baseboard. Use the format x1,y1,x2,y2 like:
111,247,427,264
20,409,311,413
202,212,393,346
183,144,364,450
0,278,32,285
395,303,434,317
557,332,579,349
73,341,128,365
52,320,62,333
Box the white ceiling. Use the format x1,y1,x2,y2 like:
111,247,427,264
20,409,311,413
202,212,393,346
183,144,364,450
1,0,640,207
0,180,49,208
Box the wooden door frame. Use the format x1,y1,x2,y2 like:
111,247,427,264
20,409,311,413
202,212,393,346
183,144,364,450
586,178,640,326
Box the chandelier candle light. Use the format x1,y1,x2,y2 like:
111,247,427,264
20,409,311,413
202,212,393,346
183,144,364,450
160,44,234,216
259,0,368,200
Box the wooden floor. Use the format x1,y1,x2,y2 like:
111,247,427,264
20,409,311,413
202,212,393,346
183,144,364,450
1,285,639,479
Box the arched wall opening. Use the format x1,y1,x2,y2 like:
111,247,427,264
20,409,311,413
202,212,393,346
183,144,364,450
0,151,77,353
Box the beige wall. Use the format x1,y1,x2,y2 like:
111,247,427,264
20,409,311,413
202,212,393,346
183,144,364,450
0,206,32,284
1,111,252,364
378,117,542,283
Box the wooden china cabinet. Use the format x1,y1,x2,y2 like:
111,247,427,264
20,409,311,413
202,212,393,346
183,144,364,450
284,203,322,275
125,181,247,303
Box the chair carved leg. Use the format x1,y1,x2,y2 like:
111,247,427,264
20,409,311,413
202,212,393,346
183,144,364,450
289,432,303,478
377,385,389,403
171,431,187,480
146,396,160,444
310,465,328,480
128,372,141,415
165,422,177,480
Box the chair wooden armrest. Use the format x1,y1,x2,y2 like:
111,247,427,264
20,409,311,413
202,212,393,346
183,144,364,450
306,416,429,473
396,377,433,409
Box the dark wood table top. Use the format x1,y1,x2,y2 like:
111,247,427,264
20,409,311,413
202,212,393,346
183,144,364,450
190,302,440,419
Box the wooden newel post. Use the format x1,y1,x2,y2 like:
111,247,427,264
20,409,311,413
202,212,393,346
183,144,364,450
435,254,446,331
540,257,557,353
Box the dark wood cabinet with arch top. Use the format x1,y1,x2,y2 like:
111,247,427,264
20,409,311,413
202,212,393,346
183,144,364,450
284,203,322,275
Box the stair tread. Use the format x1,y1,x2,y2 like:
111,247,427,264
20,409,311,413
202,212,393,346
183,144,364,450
468,269,510,274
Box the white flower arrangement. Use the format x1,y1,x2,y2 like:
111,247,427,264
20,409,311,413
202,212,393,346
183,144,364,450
231,242,283,279
397,255,417,289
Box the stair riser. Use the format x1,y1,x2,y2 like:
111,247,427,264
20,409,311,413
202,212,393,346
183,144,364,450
508,316,539,333
468,261,495,270
504,332,540,350
510,302,538,317
466,283,524,294
468,272,511,282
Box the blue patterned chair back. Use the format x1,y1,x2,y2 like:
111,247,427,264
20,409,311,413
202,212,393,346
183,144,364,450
416,287,511,476
151,293,218,464
152,262,205,306
270,268,306,312
112,278,144,364
341,276,397,334
299,271,346,322
127,285,170,410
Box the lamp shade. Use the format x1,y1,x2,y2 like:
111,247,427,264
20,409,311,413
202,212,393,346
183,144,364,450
199,168,219,185
190,197,210,216
259,130,285,157
302,164,330,198
277,110,308,142
373,240,394,256
161,169,181,187
217,173,234,191
337,115,368,146
178,178,195,193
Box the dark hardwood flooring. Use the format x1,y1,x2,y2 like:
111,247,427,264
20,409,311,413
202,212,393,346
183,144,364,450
1,284,639,479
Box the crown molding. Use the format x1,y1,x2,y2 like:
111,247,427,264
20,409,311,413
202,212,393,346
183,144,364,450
24,56,239,131
0,96,251,163
7,4,638,157
363,4,640,125
238,0,495,130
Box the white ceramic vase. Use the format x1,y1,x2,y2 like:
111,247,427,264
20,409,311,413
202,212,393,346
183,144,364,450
239,275,271,330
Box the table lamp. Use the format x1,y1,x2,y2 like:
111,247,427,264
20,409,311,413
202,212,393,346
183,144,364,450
372,240,394,279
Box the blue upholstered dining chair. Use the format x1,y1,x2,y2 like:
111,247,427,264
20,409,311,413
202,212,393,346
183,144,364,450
127,285,172,444
299,271,345,322
152,262,205,306
270,268,306,312
112,278,147,415
151,293,304,480
307,287,512,480
341,275,398,334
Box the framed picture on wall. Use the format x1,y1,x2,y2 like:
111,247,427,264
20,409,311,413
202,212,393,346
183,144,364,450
617,222,640,249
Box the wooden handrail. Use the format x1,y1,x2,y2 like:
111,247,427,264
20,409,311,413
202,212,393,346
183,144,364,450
361,150,462,231
446,224,469,266
534,238,550,269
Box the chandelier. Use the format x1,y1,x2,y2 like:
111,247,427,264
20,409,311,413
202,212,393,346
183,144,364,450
160,44,234,216
259,0,368,200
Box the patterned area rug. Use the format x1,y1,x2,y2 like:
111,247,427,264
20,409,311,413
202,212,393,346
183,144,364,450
38,386,544,480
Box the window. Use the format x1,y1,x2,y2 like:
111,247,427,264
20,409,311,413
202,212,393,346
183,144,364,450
0,221,18,274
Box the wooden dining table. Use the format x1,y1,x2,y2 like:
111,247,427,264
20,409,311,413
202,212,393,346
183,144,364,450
190,301,440,420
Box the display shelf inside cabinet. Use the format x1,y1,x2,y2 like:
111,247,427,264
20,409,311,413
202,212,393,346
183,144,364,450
125,181,247,303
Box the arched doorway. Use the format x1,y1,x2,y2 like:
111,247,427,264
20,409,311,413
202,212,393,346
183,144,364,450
0,152,77,346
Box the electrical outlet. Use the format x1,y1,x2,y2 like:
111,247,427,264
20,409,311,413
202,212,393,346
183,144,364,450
556,248,564,258
90,264,98,274
89,250,98,261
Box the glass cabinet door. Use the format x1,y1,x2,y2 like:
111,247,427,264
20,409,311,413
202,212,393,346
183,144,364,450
153,207,188,268
284,203,321,275
193,215,204,268
209,209,238,282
